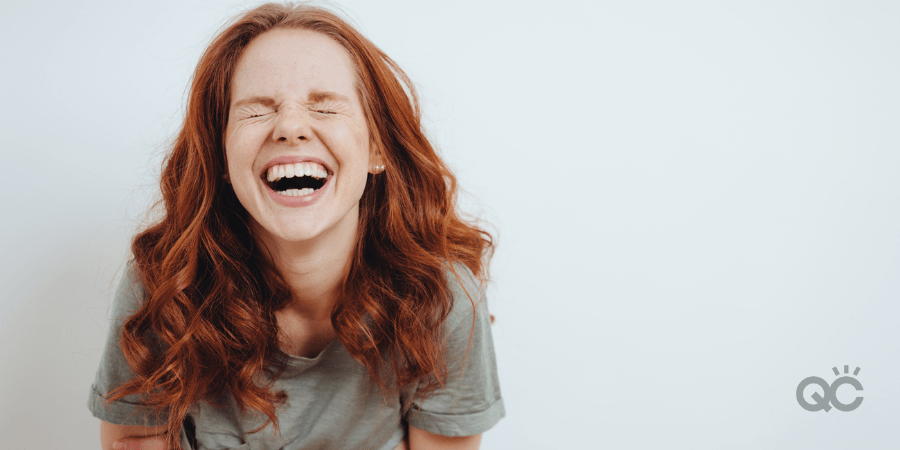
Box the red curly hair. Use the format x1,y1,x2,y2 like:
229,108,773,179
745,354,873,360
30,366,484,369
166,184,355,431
108,3,493,448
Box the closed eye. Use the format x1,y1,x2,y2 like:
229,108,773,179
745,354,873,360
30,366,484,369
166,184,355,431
249,111,274,118
314,110,337,115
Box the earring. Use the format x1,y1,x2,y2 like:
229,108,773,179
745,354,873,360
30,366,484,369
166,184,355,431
371,163,385,174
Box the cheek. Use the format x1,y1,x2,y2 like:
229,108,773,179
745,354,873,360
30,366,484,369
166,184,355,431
322,121,371,171
346,138,372,179
348,123,373,167
223,126,241,170
224,125,265,174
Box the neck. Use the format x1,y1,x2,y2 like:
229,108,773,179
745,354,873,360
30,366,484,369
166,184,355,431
252,208,359,322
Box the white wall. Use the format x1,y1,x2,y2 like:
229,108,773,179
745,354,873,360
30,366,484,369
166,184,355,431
2,0,898,448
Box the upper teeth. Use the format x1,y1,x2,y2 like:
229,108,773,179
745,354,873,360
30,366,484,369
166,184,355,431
266,162,329,182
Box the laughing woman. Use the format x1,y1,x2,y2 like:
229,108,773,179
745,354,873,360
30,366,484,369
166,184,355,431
87,3,503,450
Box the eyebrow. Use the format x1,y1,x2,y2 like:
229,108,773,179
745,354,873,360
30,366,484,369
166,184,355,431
308,90,351,104
232,96,277,109
232,91,351,109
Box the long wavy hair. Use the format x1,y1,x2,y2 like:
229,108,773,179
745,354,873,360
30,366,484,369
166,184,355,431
107,3,493,448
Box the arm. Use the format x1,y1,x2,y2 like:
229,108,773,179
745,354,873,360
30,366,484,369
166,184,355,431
409,426,482,450
100,420,167,450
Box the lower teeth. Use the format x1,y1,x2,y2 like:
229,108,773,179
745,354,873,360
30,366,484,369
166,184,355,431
280,188,315,197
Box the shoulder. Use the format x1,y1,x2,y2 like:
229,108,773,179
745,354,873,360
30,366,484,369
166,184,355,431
442,262,488,332
110,260,147,322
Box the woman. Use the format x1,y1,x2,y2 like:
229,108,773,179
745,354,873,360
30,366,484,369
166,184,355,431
87,3,503,449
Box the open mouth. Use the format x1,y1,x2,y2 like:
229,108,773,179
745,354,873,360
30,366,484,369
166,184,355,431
265,162,330,197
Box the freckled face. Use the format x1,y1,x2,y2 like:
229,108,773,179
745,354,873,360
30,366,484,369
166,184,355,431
224,29,376,246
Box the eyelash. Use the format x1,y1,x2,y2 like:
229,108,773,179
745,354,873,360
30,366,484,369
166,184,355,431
246,109,336,118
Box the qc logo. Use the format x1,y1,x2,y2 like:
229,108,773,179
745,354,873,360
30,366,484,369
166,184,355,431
796,365,863,412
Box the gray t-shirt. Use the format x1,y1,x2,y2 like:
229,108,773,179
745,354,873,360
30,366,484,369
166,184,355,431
88,262,504,450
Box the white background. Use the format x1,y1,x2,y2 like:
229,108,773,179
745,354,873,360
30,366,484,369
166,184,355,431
1,0,898,449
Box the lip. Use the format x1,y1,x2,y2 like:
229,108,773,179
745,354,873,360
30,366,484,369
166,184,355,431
261,155,333,208
261,155,333,176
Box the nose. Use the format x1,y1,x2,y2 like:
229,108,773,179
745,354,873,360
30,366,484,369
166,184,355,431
272,107,312,144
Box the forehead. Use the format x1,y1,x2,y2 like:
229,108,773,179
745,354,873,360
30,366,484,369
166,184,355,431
230,28,359,104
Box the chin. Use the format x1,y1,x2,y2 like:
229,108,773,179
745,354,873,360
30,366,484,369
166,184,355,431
246,198,360,248
269,221,331,243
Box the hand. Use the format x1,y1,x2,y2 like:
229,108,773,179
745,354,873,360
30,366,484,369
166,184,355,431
112,435,167,450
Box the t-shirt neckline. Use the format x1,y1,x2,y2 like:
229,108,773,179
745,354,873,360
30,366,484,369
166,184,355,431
276,338,339,377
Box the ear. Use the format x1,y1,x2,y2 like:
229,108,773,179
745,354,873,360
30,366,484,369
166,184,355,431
222,153,232,183
368,140,385,174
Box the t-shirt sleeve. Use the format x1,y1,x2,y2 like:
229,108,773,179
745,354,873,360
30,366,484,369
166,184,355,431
404,266,505,437
87,261,168,426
